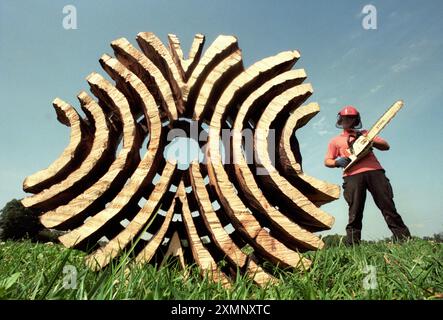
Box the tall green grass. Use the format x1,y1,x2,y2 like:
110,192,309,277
0,239,441,300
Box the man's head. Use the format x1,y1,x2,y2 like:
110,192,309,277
336,105,362,129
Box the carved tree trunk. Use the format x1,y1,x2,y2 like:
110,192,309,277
21,32,339,287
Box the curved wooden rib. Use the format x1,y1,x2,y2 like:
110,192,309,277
23,98,91,194
168,33,205,81
167,34,186,80
188,162,275,286
161,231,187,269
255,229,311,270
279,103,318,174
189,163,247,267
279,103,340,205
254,84,335,230
85,161,177,270
206,51,311,268
58,58,163,248
135,200,175,264
193,50,243,121
184,35,239,112
136,32,185,114
231,70,323,251
110,37,178,121
23,93,118,212
40,92,118,228
177,182,231,288
22,72,141,211
23,73,141,212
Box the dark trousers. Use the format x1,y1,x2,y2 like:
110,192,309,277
342,169,411,245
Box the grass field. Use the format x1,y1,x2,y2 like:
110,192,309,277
0,238,441,300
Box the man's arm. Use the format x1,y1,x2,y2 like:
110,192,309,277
324,140,337,168
324,139,347,168
372,139,390,150
324,140,351,168
325,157,351,168
362,132,390,151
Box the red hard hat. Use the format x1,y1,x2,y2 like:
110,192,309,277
339,106,359,116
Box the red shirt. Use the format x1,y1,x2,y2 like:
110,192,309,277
325,130,385,177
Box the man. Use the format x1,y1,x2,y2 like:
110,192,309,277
324,105,411,245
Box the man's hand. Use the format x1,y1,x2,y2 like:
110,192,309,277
335,157,351,168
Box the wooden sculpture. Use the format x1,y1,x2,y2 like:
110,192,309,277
21,32,340,287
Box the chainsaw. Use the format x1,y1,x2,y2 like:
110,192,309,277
343,100,404,172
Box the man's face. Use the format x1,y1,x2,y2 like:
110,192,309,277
341,116,357,129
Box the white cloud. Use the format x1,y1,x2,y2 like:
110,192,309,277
312,115,326,128
323,97,338,105
370,84,383,93
355,10,364,19
312,116,333,136
408,39,429,49
330,47,357,69
389,11,398,18
391,56,421,73
349,31,364,41
342,47,357,59
388,10,412,23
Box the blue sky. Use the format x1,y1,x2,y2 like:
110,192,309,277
0,0,442,240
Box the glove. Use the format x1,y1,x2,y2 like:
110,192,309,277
335,157,351,168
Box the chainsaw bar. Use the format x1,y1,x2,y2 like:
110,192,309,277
343,100,404,172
